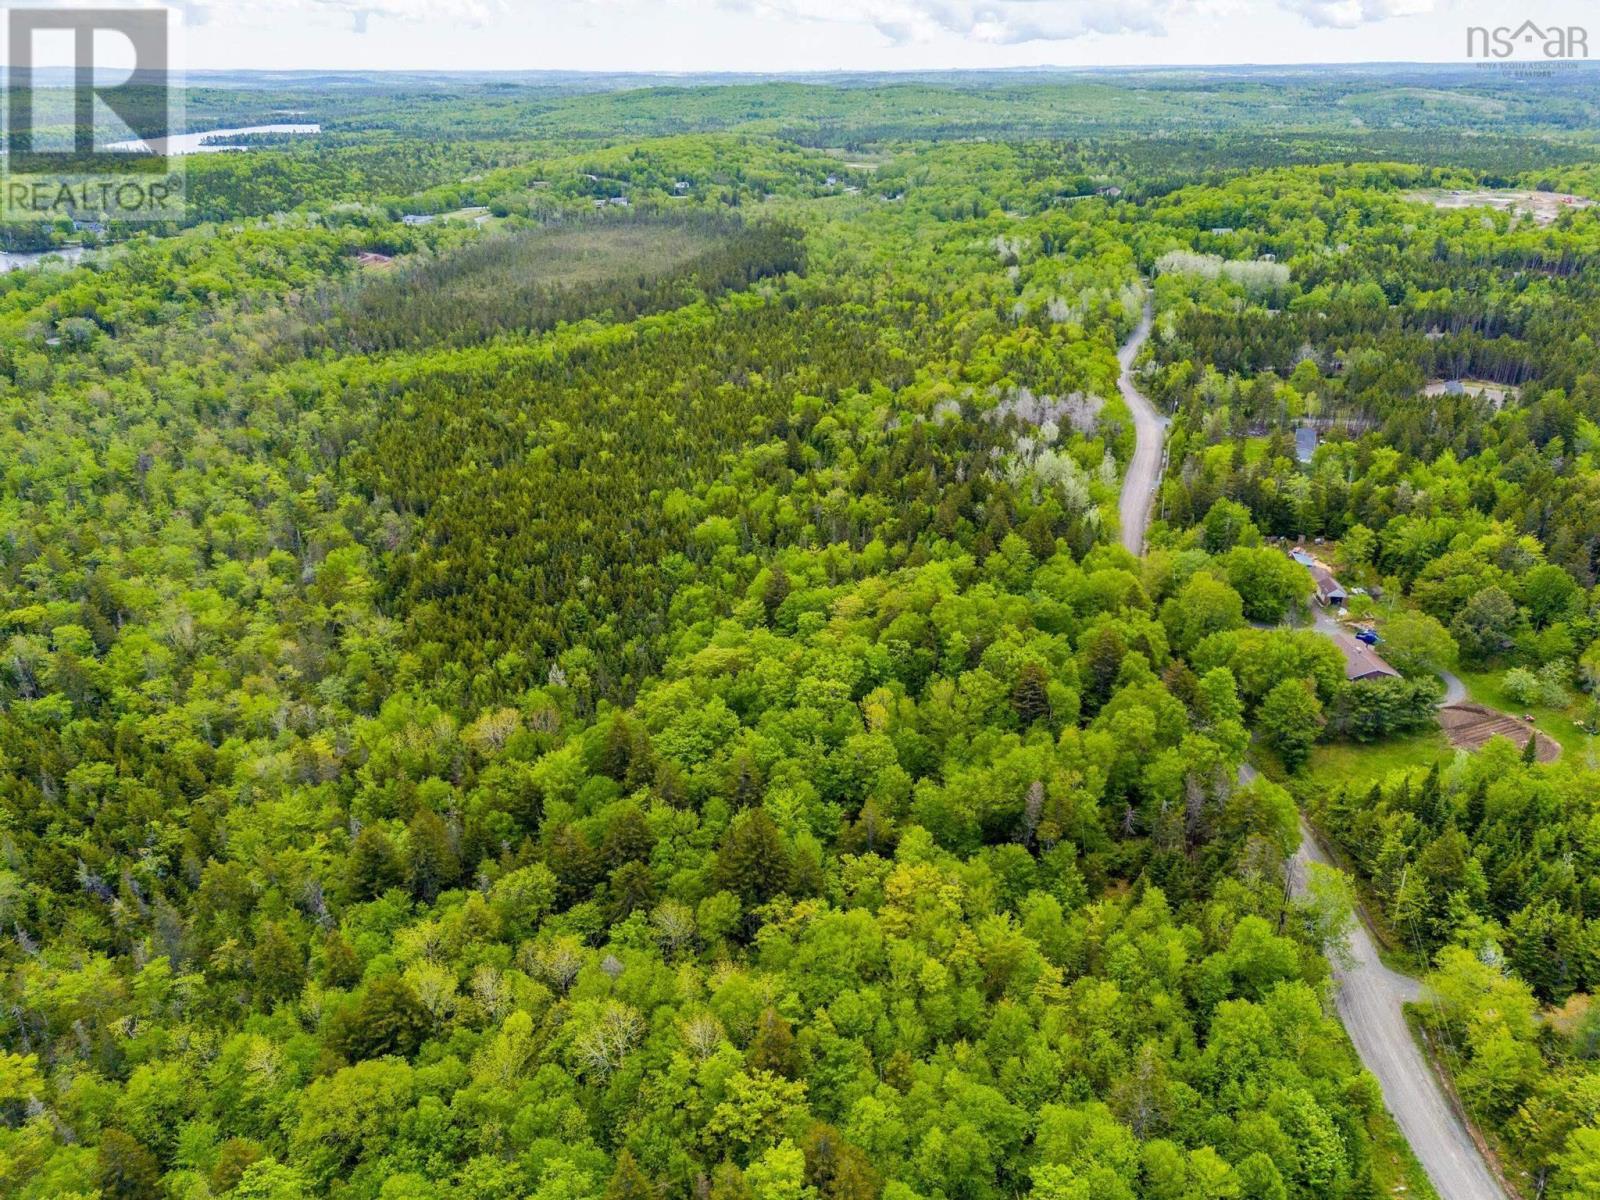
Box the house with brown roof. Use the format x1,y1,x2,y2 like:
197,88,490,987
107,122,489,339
1332,633,1401,682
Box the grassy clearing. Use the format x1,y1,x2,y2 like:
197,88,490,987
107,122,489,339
1308,729,1460,791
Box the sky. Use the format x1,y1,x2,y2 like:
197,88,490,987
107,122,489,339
17,0,1600,72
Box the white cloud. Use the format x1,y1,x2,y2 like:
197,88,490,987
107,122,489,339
723,0,1176,44
1279,0,1440,29
663,0,1442,46
117,0,1454,53
317,0,511,24
181,0,514,34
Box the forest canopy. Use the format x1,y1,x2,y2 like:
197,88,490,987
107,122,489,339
4,68,1600,1200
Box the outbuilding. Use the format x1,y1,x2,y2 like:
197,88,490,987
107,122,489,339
1308,563,1347,607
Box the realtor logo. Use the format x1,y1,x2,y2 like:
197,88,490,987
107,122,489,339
1467,20,1590,59
2,5,185,221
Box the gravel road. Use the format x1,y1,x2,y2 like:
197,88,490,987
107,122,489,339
1128,296,1507,1200
1116,299,1165,556
1290,818,1507,1200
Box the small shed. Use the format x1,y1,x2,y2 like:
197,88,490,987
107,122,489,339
1309,564,1347,607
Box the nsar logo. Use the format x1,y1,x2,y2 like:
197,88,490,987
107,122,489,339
1467,20,1589,59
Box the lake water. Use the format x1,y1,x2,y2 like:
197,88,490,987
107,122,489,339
107,123,322,156
0,246,87,273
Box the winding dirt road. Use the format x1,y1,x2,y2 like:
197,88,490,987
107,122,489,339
1118,312,1507,1200
1116,300,1165,556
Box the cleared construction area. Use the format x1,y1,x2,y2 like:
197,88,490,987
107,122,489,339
1406,188,1594,226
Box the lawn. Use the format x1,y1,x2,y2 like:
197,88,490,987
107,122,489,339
1307,729,1461,790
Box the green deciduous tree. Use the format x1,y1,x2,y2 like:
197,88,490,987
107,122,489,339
1257,678,1324,771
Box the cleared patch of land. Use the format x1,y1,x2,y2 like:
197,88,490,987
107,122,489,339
1422,378,1521,409
1340,88,1509,117
1457,667,1595,758
1406,188,1593,226
822,147,888,170
1308,729,1458,789
1438,702,1560,762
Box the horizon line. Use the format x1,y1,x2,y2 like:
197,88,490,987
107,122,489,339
44,59,1597,78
